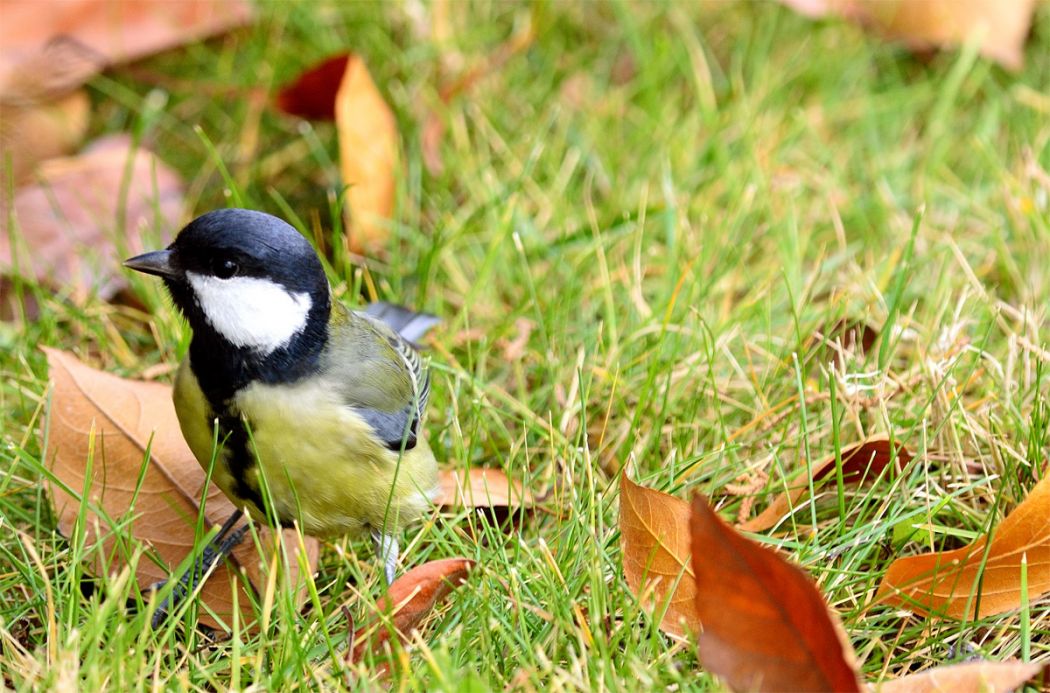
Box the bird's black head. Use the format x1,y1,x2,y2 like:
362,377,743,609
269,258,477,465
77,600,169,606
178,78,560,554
125,209,331,399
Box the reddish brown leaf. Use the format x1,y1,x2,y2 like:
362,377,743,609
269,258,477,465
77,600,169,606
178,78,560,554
876,660,1044,693
691,495,862,692
437,467,536,510
0,0,252,68
43,348,319,629
334,56,398,255
739,436,911,532
876,471,1050,619
274,54,350,121
777,0,1036,71
0,135,184,305
619,474,699,638
350,558,474,664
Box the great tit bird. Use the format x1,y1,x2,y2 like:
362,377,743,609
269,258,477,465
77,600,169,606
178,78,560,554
124,209,438,596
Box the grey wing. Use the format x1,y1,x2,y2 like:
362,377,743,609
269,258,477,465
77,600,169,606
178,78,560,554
342,311,430,452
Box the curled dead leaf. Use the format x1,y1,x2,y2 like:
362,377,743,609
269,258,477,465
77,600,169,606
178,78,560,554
691,496,862,692
619,473,699,638
740,436,911,532
43,348,318,629
349,558,474,668
875,471,1050,619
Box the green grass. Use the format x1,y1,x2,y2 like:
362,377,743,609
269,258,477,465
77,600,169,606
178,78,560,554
3,1,1050,689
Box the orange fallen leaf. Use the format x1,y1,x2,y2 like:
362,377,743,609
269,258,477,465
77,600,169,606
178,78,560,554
349,557,474,666
874,659,1044,693
43,348,319,629
740,436,911,532
0,134,184,304
335,55,398,255
875,470,1050,620
691,495,862,692
778,0,1036,71
0,0,252,69
437,467,536,510
619,473,699,638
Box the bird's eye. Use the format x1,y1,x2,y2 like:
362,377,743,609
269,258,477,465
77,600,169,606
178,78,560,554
214,258,239,279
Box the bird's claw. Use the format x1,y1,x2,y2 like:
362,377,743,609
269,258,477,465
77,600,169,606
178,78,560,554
151,510,248,628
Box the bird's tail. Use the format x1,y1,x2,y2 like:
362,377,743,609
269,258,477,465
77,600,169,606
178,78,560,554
363,301,441,346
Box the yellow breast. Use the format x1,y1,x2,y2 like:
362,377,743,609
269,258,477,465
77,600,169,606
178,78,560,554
173,359,438,538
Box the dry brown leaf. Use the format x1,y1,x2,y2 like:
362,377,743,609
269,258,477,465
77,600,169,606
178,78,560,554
437,467,536,510
778,0,1036,71
349,557,474,668
44,348,319,629
691,495,862,692
876,471,1050,619
874,659,1043,693
619,473,699,638
0,0,252,69
740,436,911,532
0,134,184,305
335,56,398,255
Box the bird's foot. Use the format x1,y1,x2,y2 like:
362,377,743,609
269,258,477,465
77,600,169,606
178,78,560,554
370,529,399,586
150,510,248,628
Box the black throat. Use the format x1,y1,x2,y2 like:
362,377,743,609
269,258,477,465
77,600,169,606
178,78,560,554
188,307,329,407
168,278,331,407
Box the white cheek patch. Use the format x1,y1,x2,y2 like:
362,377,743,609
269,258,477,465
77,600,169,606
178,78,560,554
186,272,312,353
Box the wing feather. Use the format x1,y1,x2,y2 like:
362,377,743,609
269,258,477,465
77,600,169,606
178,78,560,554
326,306,429,452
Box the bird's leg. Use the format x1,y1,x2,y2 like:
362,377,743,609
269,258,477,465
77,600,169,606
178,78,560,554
370,529,399,586
151,509,248,628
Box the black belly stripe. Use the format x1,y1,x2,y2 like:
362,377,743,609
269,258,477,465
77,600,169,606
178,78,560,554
217,412,266,515
218,412,300,527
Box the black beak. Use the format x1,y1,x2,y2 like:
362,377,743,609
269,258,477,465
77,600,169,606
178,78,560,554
124,249,180,279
